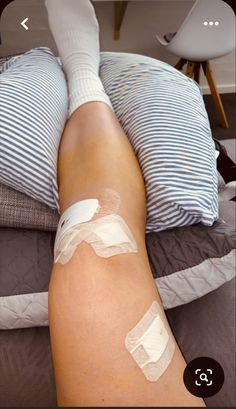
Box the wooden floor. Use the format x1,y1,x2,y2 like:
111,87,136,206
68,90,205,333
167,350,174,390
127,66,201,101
204,93,236,140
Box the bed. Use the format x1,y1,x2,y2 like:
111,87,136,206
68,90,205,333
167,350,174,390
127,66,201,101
0,52,235,407
0,217,235,407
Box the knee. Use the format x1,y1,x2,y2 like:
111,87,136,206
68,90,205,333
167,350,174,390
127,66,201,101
49,238,156,326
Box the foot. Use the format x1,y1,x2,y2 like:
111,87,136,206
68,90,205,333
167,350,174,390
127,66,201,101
45,0,112,116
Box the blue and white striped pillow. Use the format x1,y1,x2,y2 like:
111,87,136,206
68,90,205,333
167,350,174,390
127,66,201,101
0,47,68,211
0,48,218,232
100,52,219,232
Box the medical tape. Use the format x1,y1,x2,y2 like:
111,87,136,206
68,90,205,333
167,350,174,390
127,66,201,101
54,189,137,264
125,301,175,382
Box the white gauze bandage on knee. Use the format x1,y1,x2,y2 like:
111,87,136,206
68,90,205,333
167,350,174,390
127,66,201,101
125,301,175,382
54,189,138,264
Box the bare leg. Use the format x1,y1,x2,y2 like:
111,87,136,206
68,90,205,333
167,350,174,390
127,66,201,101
48,102,205,407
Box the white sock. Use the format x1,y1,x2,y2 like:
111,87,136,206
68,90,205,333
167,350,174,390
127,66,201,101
45,0,112,116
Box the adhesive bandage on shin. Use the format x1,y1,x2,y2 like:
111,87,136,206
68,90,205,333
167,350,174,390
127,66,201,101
125,301,175,382
54,189,137,264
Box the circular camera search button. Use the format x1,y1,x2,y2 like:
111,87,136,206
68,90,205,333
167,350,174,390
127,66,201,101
183,357,224,398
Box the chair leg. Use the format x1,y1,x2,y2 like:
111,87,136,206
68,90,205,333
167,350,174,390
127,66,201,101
114,1,128,40
175,58,186,71
201,61,229,129
193,62,201,83
185,61,195,78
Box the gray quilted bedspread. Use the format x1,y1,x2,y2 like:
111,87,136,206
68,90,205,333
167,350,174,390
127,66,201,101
0,229,54,329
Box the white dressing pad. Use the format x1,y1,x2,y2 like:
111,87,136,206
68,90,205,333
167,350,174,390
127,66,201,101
55,198,99,249
139,316,170,364
125,301,175,382
54,214,138,264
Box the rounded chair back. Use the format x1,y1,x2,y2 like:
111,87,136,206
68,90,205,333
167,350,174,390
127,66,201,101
166,0,235,61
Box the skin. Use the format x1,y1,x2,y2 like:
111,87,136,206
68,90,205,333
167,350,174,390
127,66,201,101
49,102,205,407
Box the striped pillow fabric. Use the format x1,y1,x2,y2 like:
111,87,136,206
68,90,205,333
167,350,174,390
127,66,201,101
1,49,218,232
100,52,219,232
0,47,68,211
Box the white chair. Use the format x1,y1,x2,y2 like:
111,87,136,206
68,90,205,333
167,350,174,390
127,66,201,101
156,0,235,128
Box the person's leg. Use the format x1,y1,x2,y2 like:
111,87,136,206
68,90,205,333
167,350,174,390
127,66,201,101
49,103,205,407
46,0,205,406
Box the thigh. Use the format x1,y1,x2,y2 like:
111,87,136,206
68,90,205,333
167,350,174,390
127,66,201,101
57,102,147,237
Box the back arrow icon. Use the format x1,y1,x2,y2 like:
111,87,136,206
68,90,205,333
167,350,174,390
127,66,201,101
21,17,29,30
